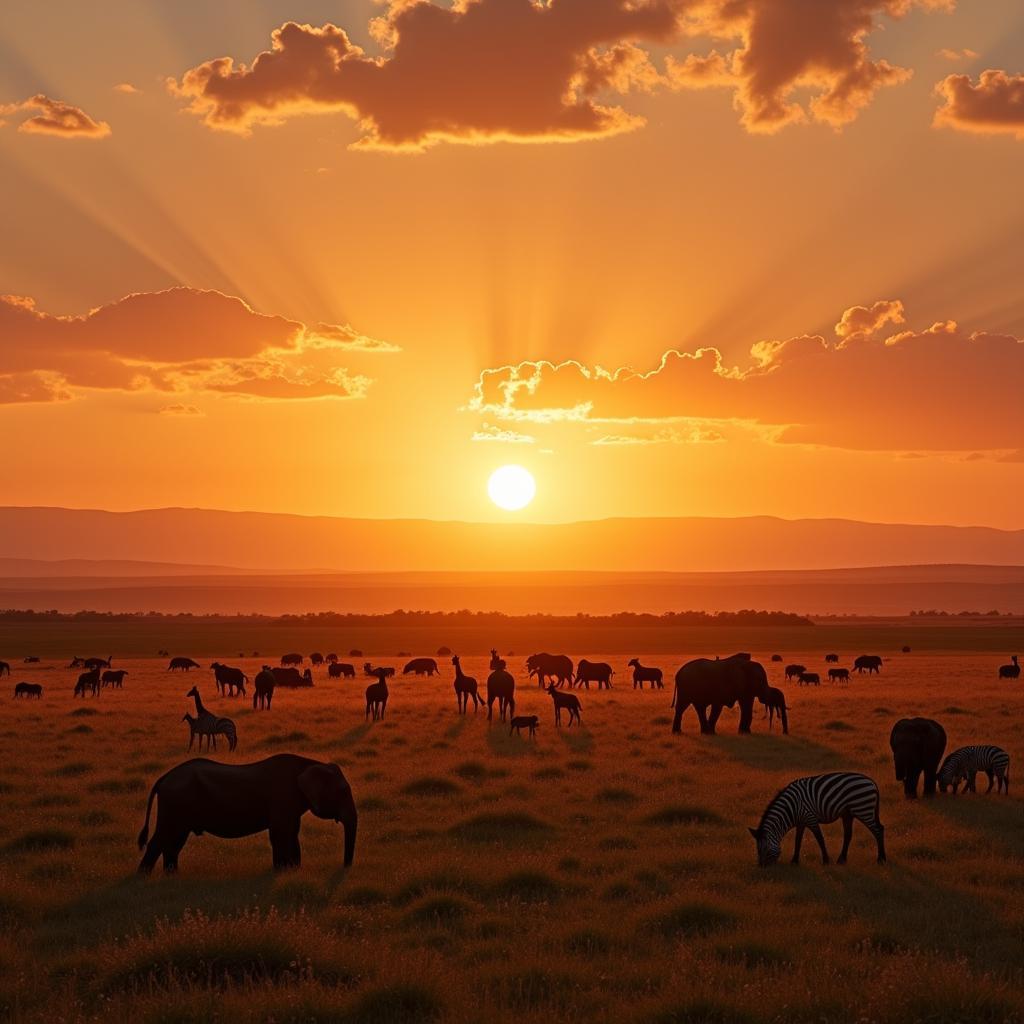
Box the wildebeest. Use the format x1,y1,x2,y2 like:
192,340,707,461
102,669,128,688
527,652,573,689
364,663,395,679
785,664,806,681
770,654,783,663
309,653,324,667
253,667,276,710
168,657,200,672
825,653,840,664
328,662,356,679
325,653,338,664
210,662,248,696
83,655,113,671
574,659,613,690
828,668,850,685
74,669,101,697
403,657,439,676
365,670,389,721
998,655,1020,680
798,672,821,687
14,682,42,699
509,715,539,738
628,658,663,689
281,653,304,667
854,655,883,674
272,667,313,688
546,683,581,727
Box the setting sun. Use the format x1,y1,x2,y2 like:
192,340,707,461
487,465,536,511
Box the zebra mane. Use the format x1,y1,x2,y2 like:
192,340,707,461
757,786,790,828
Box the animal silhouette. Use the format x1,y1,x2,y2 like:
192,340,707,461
271,666,313,687
939,745,1010,794
901,646,912,654
799,672,821,686
759,686,789,733
365,670,389,721
253,667,276,710
281,653,304,666
137,754,356,873
672,653,770,735
770,654,783,662
364,663,395,679
83,655,112,670
68,657,84,669
489,648,502,671
825,653,840,663
546,683,581,727
309,652,324,666
185,687,237,751
102,669,128,688
325,653,338,664
889,718,946,798
403,657,439,676
784,663,806,681
628,658,663,689
452,655,480,713
575,659,613,690
750,773,886,866
827,668,850,685
509,715,539,738
23,656,40,663
854,655,883,674
210,662,247,696
168,657,200,672
14,682,42,698
74,669,101,698
328,662,356,678
998,655,1020,680
487,660,516,722
527,652,573,688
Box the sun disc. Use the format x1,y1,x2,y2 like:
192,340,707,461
488,465,536,511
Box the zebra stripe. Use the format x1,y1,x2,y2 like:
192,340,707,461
751,772,886,866
938,745,1010,794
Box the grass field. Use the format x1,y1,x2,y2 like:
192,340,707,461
0,650,1022,1023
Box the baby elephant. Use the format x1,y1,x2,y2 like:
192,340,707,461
509,715,539,738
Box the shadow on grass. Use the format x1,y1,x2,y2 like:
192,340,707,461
486,726,537,759
922,792,1024,859
777,862,1022,972
559,726,594,754
336,725,372,748
714,733,847,773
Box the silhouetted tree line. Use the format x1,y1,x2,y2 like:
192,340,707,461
0,608,814,626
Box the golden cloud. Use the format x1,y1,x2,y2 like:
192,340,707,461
0,287,397,405
934,69,1024,139
469,301,1024,452
0,94,111,138
171,0,950,148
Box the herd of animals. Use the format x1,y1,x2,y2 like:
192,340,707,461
5,647,1019,875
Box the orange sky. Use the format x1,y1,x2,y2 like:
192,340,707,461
1,0,1022,527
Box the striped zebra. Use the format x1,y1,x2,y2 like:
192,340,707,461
749,772,886,866
938,746,1010,795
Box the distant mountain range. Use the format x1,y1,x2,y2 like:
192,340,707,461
0,506,1022,573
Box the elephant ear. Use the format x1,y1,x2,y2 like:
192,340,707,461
298,763,345,819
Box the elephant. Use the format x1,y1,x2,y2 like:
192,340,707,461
272,667,313,687
403,657,439,676
137,753,356,874
527,652,573,688
889,718,947,798
671,653,771,735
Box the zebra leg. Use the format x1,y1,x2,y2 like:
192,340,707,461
809,824,830,864
791,825,805,864
837,812,853,864
985,771,994,794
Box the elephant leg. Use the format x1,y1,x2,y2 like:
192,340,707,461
837,812,853,864
671,700,688,734
791,825,805,864
922,769,937,797
905,768,921,798
270,820,301,870
809,824,830,864
737,699,753,734
161,831,189,873
707,705,724,735
694,705,710,733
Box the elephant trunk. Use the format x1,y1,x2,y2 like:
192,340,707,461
340,798,358,867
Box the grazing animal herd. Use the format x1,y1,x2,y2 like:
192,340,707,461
5,647,1018,873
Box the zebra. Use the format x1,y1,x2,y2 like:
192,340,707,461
749,772,886,867
938,746,1010,795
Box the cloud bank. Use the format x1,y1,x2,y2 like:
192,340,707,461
934,69,1024,139
0,288,398,406
0,94,111,138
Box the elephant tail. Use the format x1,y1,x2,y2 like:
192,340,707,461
137,779,160,849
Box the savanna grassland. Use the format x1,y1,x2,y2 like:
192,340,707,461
0,649,1022,1024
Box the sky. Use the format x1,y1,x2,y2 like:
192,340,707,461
0,0,1022,528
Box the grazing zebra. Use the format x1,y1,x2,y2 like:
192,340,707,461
749,772,886,867
938,746,1010,795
